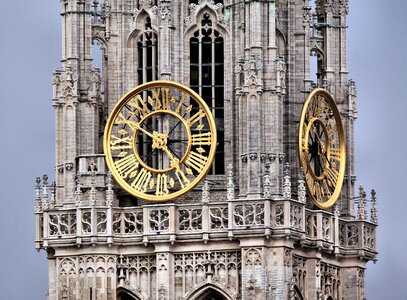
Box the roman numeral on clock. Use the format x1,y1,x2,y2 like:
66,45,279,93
131,168,152,192
175,93,187,114
314,181,322,201
327,124,337,138
185,151,208,173
128,95,150,119
322,178,333,198
155,174,169,196
114,154,139,179
175,168,190,188
110,135,133,150
187,109,206,126
325,167,339,187
191,132,211,146
329,148,341,161
148,88,171,111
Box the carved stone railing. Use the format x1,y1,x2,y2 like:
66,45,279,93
338,219,376,260
36,198,304,246
303,209,335,252
34,170,377,261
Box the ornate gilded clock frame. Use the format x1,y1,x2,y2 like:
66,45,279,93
104,80,217,202
298,88,346,209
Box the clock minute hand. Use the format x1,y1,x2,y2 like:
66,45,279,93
118,117,156,139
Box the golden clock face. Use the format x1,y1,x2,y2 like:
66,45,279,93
104,80,217,202
298,88,346,209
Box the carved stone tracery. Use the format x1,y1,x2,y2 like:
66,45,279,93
174,250,241,299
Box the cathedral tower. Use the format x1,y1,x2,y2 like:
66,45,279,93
35,1,377,299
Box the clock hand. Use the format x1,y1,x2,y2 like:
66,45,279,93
117,116,158,140
312,129,330,164
150,133,190,185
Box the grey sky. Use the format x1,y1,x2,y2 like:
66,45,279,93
0,1,404,299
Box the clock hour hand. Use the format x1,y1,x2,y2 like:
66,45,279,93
150,134,191,186
312,129,333,168
152,135,179,168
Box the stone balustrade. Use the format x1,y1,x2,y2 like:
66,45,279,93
35,197,376,259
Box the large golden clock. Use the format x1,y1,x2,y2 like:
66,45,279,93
298,88,346,209
104,80,217,202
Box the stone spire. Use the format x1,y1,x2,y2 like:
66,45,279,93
227,164,235,202
283,162,292,199
357,185,367,220
106,171,114,207
297,167,306,203
34,177,42,213
263,164,271,199
90,172,97,206
49,181,56,209
201,179,210,204
370,189,378,224
75,173,83,207
42,175,49,211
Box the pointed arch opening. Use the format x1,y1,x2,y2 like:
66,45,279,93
190,0,223,4
189,12,225,174
137,16,158,84
195,289,228,300
293,285,304,300
117,287,142,300
188,284,232,300
310,48,324,87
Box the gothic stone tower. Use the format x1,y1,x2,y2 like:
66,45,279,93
35,1,377,299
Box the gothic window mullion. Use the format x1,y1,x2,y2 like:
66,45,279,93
198,32,203,98
211,31,216,118
152,35,157,80
142,35,148,84
190,13,225,174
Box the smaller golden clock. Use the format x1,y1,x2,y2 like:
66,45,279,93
104,80,217,202
298,88,346,209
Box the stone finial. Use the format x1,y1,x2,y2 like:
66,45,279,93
357,185,367,220
333,203,340,217
34,177,42,213
246,274,256,300
297,167,306,203
370,189,378,224
316,289,323,300
106,171,114,206
201,179,210,204
227,164,235,202
90,172,97,206
117,254,127,285
42,175,49,211
75,173,83,207
263,164,271,199
347,79,357,119
61,285,68,300
283,162,291,199
158,285,166,300
49,181,56,209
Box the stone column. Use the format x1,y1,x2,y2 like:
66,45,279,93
155,244,172,300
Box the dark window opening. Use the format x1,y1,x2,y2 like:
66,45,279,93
190,13,225,175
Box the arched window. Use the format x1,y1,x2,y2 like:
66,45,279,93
137,17,158,84
136,17,158,168
117,289,141,300
190,12,225,174
92,40,105,94
189,0,223,4
310,49,323,87
196,289,228,300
